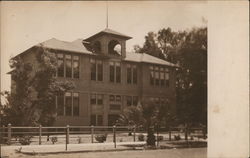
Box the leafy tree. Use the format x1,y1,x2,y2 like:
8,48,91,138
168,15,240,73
1,46,74,126
119,100,173,146
134,26,207,128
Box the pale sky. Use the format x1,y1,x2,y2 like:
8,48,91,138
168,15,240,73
1,1,207,91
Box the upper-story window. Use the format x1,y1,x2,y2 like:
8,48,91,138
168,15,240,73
109,61,121,83
150,65,170,87
57,92,79,117
90,59,103,81
56,53,79,79
127,64,137,84
57,54,64,77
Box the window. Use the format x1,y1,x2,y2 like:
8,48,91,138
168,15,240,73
127,64,137,84
97,94,103,105
91,115,103,126
110,61,121,83
109,94,121,110
126,96,132,106
73,93,79,116
149,65,170,87
90,59,103,81
97,61,103,81
127,65,132,84
116,63,121,83
109,95,115,102
90,59,96,80
150,66,154,85
155,66,159,86
90,93,103,105
165,68,170,87
73,56,79,78
126,96,138,106
57,53,79,78
65,92,72,116
110,62,115,82
57,93,64,116
65,55,72,78
57,54,64,77
132,65,137,84
160,67,165,86
57,92,80,117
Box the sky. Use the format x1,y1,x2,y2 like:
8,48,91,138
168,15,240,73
1,1,207,92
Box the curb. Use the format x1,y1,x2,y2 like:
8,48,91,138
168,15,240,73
19,147,144,155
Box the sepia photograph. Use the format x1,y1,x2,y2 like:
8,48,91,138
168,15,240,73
0,1,248,158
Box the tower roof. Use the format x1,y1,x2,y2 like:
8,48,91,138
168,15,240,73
84,28,132,42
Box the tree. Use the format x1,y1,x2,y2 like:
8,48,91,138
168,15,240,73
1,46,75,126
134,26,207,127
119,100,173,146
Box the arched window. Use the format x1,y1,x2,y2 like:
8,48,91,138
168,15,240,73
92,41,101,53
108,40,121,55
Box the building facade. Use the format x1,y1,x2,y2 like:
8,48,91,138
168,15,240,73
11,28,178,126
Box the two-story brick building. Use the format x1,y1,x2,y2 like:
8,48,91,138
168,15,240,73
11,28,178,126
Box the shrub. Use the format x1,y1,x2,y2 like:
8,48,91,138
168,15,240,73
19,136,31,145
147,130,156,146
138,134,144,141
95,134,107,143
51,136,58,144
174,135,181,141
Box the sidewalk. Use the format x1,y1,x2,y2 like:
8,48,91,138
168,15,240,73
1,142,146,156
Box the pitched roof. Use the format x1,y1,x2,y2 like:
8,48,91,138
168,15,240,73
125,52,177,67
84,28,132,41
15,37,177,67
37,38,92,54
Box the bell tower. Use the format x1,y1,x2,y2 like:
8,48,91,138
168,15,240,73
83,28,132,59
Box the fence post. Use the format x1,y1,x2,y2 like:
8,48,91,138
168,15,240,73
91,125,94,143
113,125,116,148
169,127,171,141
133,125,136,142
7,123,11,145
39,125,42,145
66,125,69,144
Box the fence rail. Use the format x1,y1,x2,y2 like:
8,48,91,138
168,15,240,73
0,123,206,150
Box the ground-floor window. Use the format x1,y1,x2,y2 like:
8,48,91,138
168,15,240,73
90,114,103,126
56,92,80,116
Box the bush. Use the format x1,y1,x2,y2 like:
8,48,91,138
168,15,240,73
19,136,31,145
147,130,156,146
95,134,107,143
51,136,58,144
138,134,144,141
174,135,181,141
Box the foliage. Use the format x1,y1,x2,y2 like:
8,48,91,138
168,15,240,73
174,135,181,141
138,134,145,141
118,105,144,126
1,46,75,126
51,136,58,144
134,26,207,127
19,136,32,145
95,134,107,143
